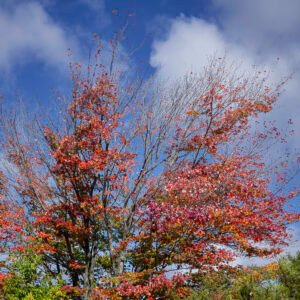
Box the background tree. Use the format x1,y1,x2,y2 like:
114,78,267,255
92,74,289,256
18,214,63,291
0,44,299,299
185,251,300,300
277,251,300,299
0,251,66,300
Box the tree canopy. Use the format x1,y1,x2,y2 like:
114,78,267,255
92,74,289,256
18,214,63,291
0,45,299,299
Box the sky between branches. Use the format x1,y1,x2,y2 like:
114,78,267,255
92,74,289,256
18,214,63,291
0,0,299,265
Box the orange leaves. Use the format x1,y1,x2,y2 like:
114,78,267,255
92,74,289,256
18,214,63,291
35,243,57,254
111,9,119,15
95,272,190,300
255,101,271,113
0,191,26,253
175,81,277,162
120,134,127,144
61,285,85,297
186,109,200,116
68,259,86,270
43,127,58,150
0,273,11,290
136,149,299,279
1,46,298,299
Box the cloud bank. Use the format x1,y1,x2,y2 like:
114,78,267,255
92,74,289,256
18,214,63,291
0,1,79,71
150,0,300,142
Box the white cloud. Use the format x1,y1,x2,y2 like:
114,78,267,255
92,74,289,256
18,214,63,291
151,17,226,79
233,225,300,267
213,0,300,51
150,1,300,145
0,1,80,71
79,0,105,12
210,1,300,144
150,16,255,80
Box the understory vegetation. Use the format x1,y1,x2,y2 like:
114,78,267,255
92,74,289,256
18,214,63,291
1,251,300,299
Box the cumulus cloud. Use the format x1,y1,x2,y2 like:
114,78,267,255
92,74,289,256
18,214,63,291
150,16,255,80
213,0,300,51
0,1,80,71
150,1,300,266
151,17,227,79
233,225,300,267
150,0,300,144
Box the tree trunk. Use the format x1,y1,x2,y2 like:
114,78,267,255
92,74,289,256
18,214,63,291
83,256,95,300
112,253,125,276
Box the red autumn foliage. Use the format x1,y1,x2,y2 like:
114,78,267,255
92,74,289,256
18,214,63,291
0,48,298,299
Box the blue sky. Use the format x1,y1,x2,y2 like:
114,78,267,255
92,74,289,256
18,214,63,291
1,0,300,118
0,0,300,264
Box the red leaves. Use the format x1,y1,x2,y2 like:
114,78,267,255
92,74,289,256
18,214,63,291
61,285,85,296
0,273,11,290
186,110,200,116
95,273,190,299
47,74,135,184
174,82,276,159
0,51,298,298
68,260,86,270
0,191,26,253
136,154,299,275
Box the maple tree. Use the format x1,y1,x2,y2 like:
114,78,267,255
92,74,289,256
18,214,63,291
0,46,299,299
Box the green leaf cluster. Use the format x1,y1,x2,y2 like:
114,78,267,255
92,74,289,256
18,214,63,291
185,251,300,300
0,253,66,300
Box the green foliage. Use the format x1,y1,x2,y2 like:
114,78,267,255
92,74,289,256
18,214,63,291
1,250,299,299
220,270,289,300
187,252,300,300
186,262,290,300
0,252,66,300
278,251,300,299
